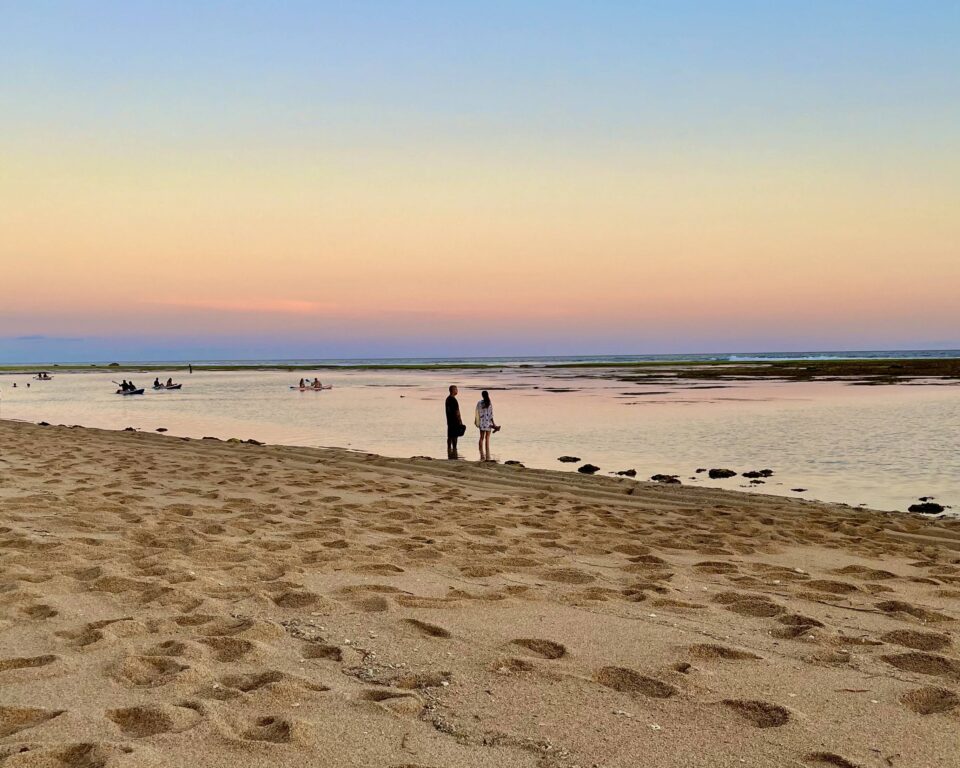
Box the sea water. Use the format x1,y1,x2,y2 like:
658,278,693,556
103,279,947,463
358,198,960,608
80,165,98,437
1,367,957,514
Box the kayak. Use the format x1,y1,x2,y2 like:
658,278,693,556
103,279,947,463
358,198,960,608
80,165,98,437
116,388,144,395
153,384,182,390
290,385,333,391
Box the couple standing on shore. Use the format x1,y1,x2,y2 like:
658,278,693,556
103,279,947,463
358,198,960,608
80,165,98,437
445,385,500,460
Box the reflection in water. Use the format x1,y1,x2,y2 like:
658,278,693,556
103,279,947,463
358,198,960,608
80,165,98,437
1,369,957,513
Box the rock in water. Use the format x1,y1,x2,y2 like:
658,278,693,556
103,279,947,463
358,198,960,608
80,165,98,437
577,464,600,474
616,469,638,477
650,474,681,484
909,502,945,514
558,456,581,463
708,468,737,479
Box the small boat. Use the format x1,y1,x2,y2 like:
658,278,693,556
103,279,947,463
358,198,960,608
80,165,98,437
116,388,144,395
153,384,182,390
33,373,53,380
290,385,333,391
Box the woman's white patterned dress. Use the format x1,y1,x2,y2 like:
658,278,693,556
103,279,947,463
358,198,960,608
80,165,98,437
476,401,495,431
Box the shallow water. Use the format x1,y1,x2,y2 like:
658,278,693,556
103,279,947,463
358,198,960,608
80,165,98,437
1,368,957,513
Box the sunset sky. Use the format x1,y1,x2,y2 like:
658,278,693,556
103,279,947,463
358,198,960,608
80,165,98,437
2,2,958,362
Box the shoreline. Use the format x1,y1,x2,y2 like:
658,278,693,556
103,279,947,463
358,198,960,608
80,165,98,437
1,419,958,766
2,356,960,384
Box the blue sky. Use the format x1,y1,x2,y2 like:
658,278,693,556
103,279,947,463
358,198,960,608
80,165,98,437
1,2,958,362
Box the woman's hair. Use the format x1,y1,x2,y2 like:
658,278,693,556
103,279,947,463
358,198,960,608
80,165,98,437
481,390,491,408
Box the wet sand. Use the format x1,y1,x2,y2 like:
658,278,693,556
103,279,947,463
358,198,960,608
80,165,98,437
1,419,958,767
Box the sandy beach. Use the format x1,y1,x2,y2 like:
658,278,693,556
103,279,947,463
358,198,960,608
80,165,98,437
1,419,957,768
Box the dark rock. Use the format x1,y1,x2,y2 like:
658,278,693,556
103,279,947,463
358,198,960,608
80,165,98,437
244,439,264,446
108,362,120,367
201,436,221,441
577,464,601,474
558,456,581,463
38,421,50,426
123,427,136,432
695,468,707,473
744,469,775,478
615,469,637,477
650,474,681,484
708,468,737,479
918,496,934,502
749,479,765,484
156,427,168,433
909,502,945,514
758,469,774,477
791,488,807,493
504,460,524,467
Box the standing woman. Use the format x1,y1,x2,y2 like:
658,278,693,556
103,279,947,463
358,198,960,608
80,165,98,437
475,390,500,461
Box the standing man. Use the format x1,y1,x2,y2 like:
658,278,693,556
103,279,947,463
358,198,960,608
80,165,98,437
445,385,463,458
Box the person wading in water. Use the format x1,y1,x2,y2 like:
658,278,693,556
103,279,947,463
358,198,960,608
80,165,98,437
445,385,464,458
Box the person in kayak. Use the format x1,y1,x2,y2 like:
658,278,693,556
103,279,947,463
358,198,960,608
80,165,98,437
166,378,174,387
312,378,323,390
154,378,161,388
299,378,306,389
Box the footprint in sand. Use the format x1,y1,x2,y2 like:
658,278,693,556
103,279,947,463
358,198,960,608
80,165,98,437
713,591,785,618
243,715,294,743
113,655,188,687
511,639,567,659
177,615,254,637
595,667,677,698
220,670,285,692
834,565,897,581
302,643,343,662
5,742,129,768
351,595,390,612
0,654,57,673
876,600,951,623
20,604,58,620
107,704,202,738
721,699,791,728
0,705,65,738
144,640,191,657
804,752,862,768
271,590,320,609
360,689,423,716
492,657,535,673
899,686,959,715
880,629,951,652
881,652,960,678
354,563,405,575
200,637,256,662
693,561,739,575
403,619,451,639
802,579,860,595
687,644,761,661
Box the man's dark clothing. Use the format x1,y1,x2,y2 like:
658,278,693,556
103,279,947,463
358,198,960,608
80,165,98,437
445,395,462,438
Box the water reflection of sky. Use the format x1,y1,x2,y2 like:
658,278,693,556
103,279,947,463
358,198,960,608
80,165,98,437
1,370,957,514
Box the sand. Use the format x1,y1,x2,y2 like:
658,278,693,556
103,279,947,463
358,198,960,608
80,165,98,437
0,420,957,768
